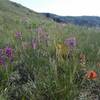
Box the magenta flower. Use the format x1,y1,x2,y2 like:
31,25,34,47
5,47,13,58
64,37,76,48
0,57,5,65
15,32,22,39
36,27,49,46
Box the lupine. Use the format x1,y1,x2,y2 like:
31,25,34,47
5,47,13,58
5,47,14,63
64,37,76,48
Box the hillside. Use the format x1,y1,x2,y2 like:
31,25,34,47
0,0,100,100
0,0,55,45
42,13,100,27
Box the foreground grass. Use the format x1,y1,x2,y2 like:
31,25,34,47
0,24,100,100
0,0,100,100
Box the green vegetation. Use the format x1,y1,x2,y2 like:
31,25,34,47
0,0,100,100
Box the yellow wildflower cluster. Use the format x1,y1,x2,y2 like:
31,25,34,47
56,44,68,59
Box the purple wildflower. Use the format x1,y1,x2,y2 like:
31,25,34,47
64,37,76,48
36,27,49,46
0,57,5,65
5,47,13,58
15,32,22,39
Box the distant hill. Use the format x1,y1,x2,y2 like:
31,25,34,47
42,13,100,27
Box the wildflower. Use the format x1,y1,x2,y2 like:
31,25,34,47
15,32,22,39
64,37,76,48
0,57,5,65
56,44,68,59
36,27,49,45
0,58,4,65
86,70,97,79
5,47,13,58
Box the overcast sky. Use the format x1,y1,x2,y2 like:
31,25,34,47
10,0,100,16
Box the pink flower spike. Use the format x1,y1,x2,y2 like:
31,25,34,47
15,32,22,39
5,47,13,58
64,37,76,48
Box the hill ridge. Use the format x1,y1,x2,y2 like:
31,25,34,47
42,13,100,27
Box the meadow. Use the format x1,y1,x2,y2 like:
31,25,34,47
0,0,100,100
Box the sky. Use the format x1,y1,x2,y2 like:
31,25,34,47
10,0,100,16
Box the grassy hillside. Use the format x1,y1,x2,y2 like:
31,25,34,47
0,0,100,100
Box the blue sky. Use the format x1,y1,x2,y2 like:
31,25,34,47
10,0,100,16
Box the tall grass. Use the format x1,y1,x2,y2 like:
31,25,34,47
0,1,100,99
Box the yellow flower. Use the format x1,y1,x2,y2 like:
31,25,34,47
56,44,68,59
